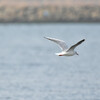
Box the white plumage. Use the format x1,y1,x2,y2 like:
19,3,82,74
44,37,85,56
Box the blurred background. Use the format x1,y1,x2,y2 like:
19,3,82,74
0,0,100,100
0,0,100,22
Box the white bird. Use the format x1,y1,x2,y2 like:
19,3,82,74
44,37,85,56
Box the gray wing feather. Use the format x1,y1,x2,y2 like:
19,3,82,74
44,37,68,51
68,39,85,51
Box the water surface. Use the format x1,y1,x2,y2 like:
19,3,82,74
0,23,100,100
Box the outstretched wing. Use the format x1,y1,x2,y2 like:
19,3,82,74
67,39,85,51
44,37,68,51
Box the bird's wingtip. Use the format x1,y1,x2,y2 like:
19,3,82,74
81,39,85,42
44,36,51,40
44,36,48,39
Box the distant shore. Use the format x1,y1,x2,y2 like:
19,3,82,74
0,3,100,22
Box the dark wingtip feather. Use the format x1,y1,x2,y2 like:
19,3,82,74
79,39,85,44
82,39,85,42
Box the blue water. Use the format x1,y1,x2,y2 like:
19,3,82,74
0,23,100,100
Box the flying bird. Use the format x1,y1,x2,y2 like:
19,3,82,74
44,37,85,56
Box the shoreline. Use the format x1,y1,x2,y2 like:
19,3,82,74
0,21,100,24
0,4,100,23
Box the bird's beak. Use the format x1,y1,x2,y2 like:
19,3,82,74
76,52,79,55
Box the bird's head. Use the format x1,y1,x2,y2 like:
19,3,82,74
75,51,79,55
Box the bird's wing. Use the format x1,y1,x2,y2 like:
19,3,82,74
44,37,68,51
67,39,85,51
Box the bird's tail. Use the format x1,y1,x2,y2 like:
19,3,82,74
55,52,62,56
55,53,59,55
